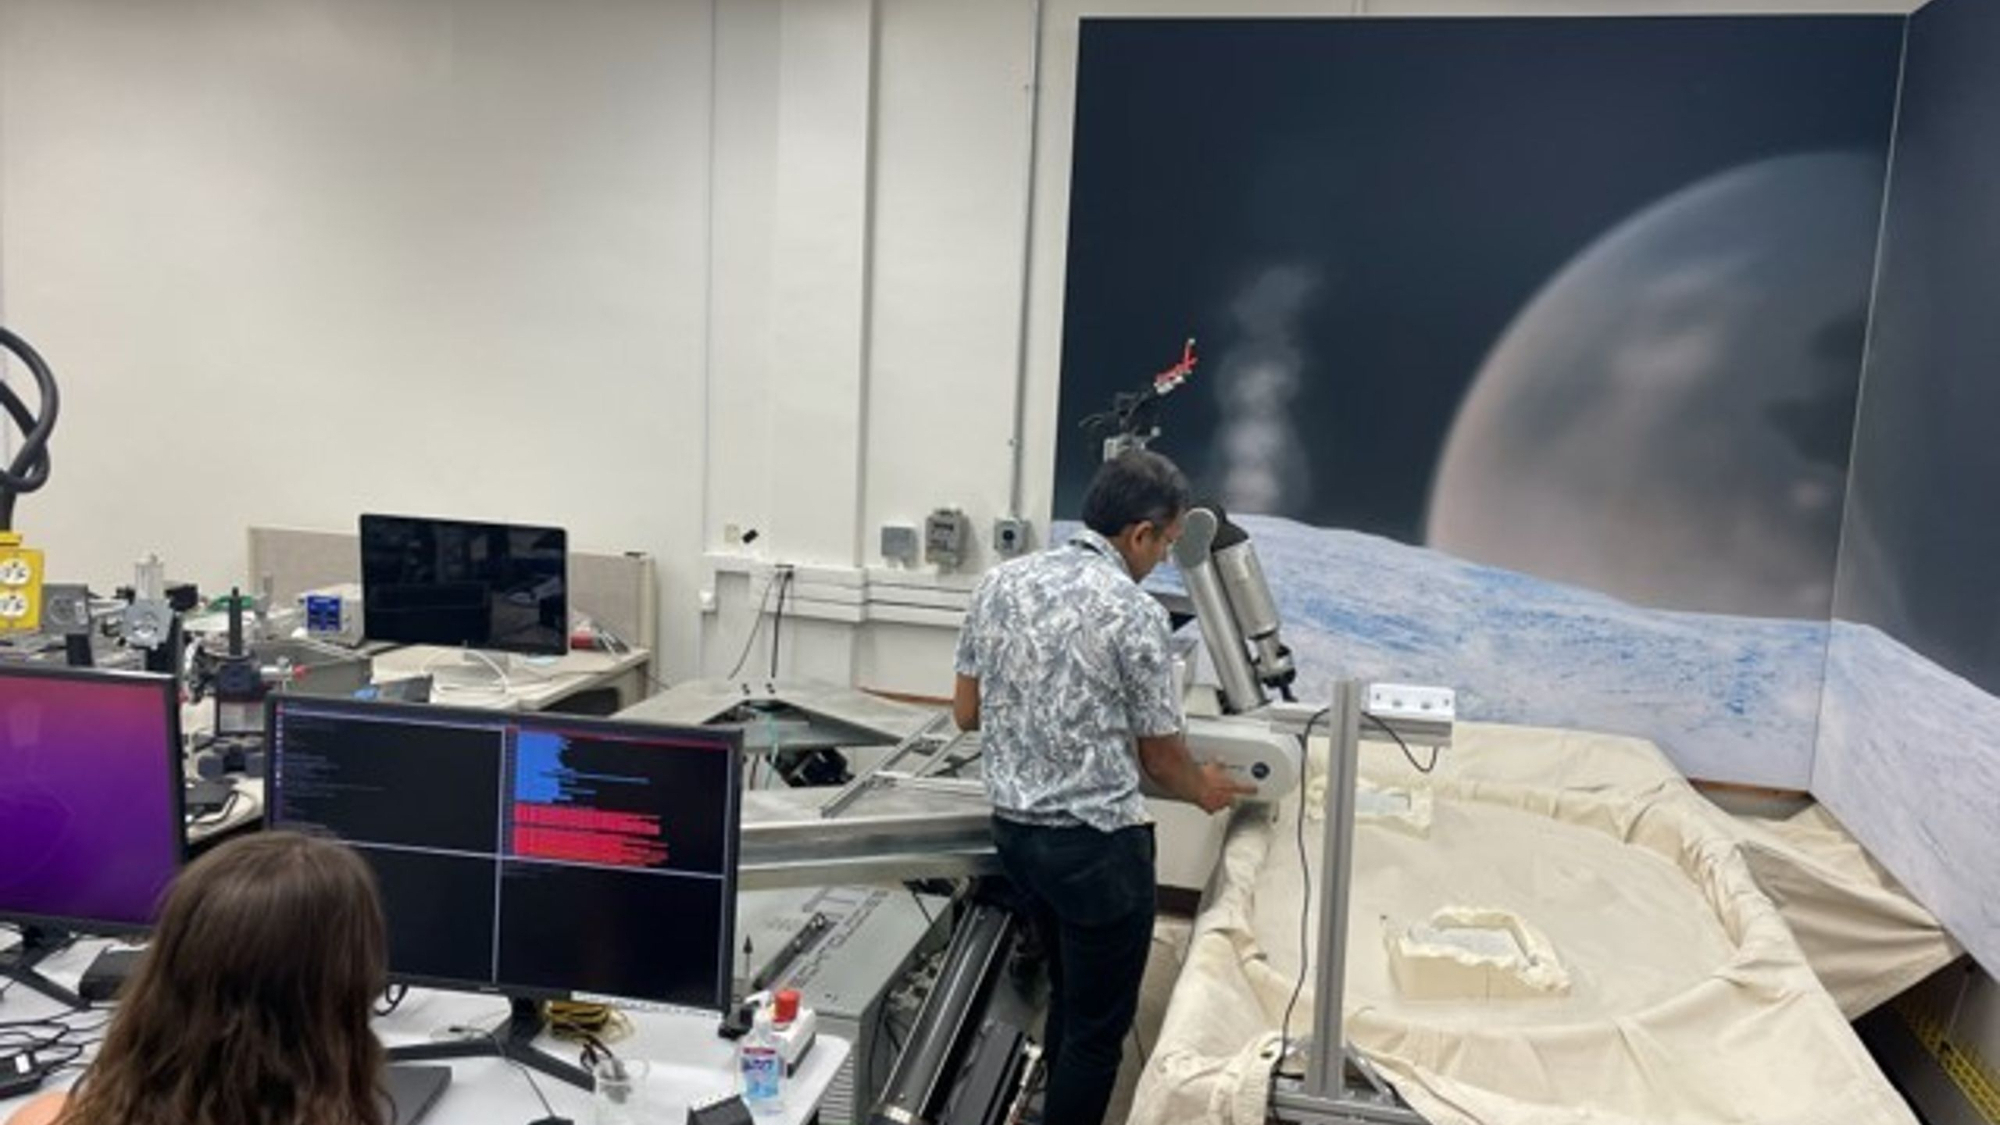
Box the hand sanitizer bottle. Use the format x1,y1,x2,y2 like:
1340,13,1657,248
740,1006,785,1115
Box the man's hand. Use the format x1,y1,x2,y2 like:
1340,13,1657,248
1140,733,1257,814
1195,761,1258,814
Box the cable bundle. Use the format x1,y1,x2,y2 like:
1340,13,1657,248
0,327,59,534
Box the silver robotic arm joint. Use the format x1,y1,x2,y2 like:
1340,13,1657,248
1171,506,1300,714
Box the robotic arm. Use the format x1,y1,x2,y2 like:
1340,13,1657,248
1172,506,1297,714
1080,337,1308,802
1155,505,1310,803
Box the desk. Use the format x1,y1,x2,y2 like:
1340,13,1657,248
0,938,847,1125
369,646,653,713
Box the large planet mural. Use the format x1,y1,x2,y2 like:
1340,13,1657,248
1426,152,1885,620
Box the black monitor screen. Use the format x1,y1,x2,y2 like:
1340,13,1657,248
264,697,742,1011
0,664,184,933
359,514,568,656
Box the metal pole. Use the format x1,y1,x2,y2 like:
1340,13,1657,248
1305,679,1362,1097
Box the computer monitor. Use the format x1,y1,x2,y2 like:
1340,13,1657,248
358,514,569,657
265,695,742,1088
0,663,185,1008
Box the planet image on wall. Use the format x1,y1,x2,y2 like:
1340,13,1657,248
1425,152,1884,620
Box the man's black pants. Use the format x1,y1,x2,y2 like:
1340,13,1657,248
991,818,1156,1125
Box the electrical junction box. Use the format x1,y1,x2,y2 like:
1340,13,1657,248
0,533,46,632
992,516,1031,558
880,524,920,567
924,509,971,570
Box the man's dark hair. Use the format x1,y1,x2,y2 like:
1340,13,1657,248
1082,450,1192,537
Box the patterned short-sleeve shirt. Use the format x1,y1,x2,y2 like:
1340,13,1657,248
954,527,1184,832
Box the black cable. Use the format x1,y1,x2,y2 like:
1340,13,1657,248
0,326,59,533
373,984,408,1017
52,1039,104,1077
906,887,936,929
1274,706,1329,1086
725,572,784,680
1363,712,1440,775
188,789,246,827
0,1014,109,1034
768,568,792,680
871,996,891,1094
0,1011,106,1086
487,1028,557,1119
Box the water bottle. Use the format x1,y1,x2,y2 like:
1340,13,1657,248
739,1006,785,1115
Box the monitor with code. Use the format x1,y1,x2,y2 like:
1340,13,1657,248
264,696,742,1012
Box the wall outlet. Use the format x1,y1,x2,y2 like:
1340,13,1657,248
992,516,1032,558
880,524,920,566
0,534,44,632
1365,683,1457,723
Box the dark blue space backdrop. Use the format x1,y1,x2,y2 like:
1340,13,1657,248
1815,0,2000,974
1053,16,1904,620
1833,0,2000,696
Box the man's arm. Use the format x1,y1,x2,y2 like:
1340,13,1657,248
1118,602,1253,814
954,674,981,732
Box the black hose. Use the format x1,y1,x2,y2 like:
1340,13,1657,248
0,326,60,533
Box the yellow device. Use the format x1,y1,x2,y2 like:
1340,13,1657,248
0,532,46,631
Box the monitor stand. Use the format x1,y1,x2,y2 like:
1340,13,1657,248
0,925,88,1009
387,996,593,1091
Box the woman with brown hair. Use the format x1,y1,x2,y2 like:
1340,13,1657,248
7,830,389,1125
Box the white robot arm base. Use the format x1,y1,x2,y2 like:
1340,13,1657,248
1141,714,1302,804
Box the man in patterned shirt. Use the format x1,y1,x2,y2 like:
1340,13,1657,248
953,450,1252,1125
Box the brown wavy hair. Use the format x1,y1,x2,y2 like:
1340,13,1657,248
58,831,387,1125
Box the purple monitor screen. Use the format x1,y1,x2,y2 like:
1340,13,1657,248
0,666,183,930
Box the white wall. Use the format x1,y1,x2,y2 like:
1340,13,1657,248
0,0,714,674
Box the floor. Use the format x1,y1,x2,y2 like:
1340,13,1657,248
1106,915,1193,1125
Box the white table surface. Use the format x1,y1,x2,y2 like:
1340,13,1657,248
369,646,652,712
0,936,845,1125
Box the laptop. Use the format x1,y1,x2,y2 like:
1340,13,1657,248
383,1064,453,1125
